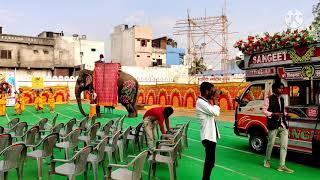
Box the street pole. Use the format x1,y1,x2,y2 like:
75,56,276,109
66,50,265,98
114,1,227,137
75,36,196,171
79,38,83,70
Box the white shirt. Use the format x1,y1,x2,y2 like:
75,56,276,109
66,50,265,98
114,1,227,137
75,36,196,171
196,96,221,143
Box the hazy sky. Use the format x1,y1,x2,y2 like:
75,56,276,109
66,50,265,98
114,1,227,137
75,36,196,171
0,0,316,63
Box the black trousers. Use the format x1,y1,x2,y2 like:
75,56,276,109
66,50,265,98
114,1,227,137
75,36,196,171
202,139,216,180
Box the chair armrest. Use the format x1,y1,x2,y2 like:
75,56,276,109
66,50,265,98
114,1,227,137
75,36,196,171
125,155,137,163
127,155,137,159
52,158,72,163
156,139,172,144
108,163,130,168
161,134,174,139
153,147,173,153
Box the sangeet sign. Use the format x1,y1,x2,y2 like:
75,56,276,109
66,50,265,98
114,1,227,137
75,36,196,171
245,45,320,69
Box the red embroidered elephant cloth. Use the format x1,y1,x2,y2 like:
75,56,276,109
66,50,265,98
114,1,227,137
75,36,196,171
93,62,119,107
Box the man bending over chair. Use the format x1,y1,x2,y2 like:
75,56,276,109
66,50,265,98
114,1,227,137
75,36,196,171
143,106,174,150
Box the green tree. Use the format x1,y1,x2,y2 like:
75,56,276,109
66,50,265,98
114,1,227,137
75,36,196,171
189,57,207,75
312,0,320,32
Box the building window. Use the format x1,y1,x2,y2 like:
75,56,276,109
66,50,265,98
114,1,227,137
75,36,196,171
34,50,39,54
147,56,151,58
141,40,147,47
43,50,49,54
0,50,12,59
157,59,162,65
137,55,140,57
91,48,96,52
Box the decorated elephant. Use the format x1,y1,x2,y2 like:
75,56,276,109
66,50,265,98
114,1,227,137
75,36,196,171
75,69,138,117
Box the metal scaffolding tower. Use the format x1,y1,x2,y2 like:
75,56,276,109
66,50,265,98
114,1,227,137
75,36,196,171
173,7,229,72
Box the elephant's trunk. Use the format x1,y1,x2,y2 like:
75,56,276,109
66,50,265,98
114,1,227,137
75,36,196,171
75,85,87,116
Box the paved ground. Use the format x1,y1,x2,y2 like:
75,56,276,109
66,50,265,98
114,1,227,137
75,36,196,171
0,104,319,180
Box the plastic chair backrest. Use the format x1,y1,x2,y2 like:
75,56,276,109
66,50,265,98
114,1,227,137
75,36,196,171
8,118,19,128
13,122,28,137
65,118,76,134
111,130,121,150
79,117,89,131
67,128,81,148
90,115,97,127
51,114,59,127
42,133,59,157
96,136,109,162
52,123,64,133
89,122,100,141
134,123,143,137
0,134,12,152
25,126,39,145
132,150,149,180
74,146,91,174
0,143,26,171
121,126,131,147
38,118,49,131
184,120,191,136
102,120,114,135
118,115,126,131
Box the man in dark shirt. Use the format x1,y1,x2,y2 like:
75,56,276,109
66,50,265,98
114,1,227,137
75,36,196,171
262,82,294,173
143,106,174,150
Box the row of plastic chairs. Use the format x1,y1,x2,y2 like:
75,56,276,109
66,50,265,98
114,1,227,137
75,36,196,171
0,114,190,180
147,120,190,180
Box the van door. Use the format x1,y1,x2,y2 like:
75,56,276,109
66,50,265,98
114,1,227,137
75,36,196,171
236,83,267,133
235,82,268,152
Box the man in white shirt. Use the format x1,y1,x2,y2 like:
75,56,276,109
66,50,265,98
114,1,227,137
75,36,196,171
196,82,221,180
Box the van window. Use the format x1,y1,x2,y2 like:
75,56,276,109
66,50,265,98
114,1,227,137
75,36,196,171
288,81,311,105
240,84,265,107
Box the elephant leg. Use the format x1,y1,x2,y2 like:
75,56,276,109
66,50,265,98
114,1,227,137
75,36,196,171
96,106,101,117
132,103,138,117
123,104,132,117
126,103,137,118
129,103,137,117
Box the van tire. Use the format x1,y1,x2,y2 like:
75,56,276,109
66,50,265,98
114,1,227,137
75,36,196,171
249,132,267,153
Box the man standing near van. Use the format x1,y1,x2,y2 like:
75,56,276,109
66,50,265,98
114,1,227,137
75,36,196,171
196,82,221,180
263,82,294,173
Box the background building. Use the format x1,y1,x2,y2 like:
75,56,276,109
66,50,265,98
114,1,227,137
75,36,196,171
111,24,152,67
0,27,104,78
166,45,185,65
152,37,167,66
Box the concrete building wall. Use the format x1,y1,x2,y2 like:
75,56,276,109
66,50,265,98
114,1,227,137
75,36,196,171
111,25,135,66
152,48,166,66
121,29,135,66
0,42,55,68
62,37,104,70
121,65,188,85
134,26,152,67
166,45,185,65
111,25,152,67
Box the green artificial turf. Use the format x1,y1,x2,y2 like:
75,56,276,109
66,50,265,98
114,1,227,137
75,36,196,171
0,104,319,180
